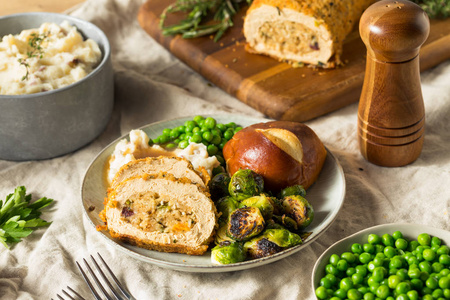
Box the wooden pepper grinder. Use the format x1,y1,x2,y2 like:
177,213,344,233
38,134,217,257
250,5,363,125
358,0,430,167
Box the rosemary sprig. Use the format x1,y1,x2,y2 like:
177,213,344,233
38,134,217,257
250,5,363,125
18,32,48,81
160,0,252,42
412,0,450,18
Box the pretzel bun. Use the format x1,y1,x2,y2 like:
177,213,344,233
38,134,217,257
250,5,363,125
223,121,326,192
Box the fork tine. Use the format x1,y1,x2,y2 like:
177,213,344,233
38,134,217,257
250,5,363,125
90,254,123,300
96,253,135,300
76,260,104,300
66,286,87,300
83,257,116,300
56,294,64,300
62,288,76,300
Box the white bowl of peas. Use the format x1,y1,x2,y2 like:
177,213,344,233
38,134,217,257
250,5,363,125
312,223,450,300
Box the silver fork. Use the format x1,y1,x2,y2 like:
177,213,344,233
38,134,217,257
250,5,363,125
54,286,87,300
76,252,135,300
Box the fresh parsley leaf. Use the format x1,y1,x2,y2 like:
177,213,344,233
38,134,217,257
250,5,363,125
0,186,54,249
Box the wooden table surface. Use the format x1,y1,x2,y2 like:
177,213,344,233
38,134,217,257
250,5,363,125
0,0,85,16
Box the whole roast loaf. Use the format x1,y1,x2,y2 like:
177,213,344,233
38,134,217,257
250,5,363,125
223,121,326,192
243,0,375,67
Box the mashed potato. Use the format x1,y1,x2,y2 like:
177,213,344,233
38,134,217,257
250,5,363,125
0,21,102,95
107,130,220,184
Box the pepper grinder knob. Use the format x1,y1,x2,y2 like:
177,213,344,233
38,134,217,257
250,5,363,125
358,0,430,167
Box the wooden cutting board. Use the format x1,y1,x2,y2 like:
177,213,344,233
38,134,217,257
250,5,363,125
138,1,450,122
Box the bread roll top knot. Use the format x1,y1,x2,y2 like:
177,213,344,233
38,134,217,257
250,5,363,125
223,121,326,192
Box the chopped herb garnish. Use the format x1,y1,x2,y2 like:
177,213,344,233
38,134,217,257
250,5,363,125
0,186,54,249
18,32,49,81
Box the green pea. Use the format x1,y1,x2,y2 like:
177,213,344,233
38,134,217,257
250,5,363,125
204,117,216,129
352,273,364,285
422,295,433,300
439,277,450,289
320,277,333,289
395,294,408,300
432,237,442,247
193,115,205,124
372,267,386,282
408,256,419,265
207,144,218,156
437,246,450,255
389,257,403,269
395,281,411,294
226,122,236,128
363,243,374,254
184,120,196,132
202,131,213,142
433,262,445,273
396,269,408,280
426,276,439,289
418,233,432,246
406,290,419,300
432,288,444,299
192,126,201,133
219,141,227,150
388,275,402,289
325,274,338,286
165,143,176,149
356,265,368,276
337,259,348,271
410,278,424,290
375,285,390,299
373,256,385,267
363,292,375,300
330,297,341,300
152,137,160,144
162,128,171,136
215,154,225,165
352,243,363,254
178,140,189,149
340,277,354,291
330,254,340,266
375,244,385,253
190,134,202,143
347,289,362,300
223,129,234,140
423,249,436,261
440,254,450,265
395,239,408,250
216,123,227,132
382,234,394,247
408,267,421,279
360,253,372,264
159,134,169,144
384,246,396,258
358,287,368,294
347,267,356,277
234,126,243,133
177,125,186,132
408,240,419,251
368,234,381,245
342,252,357,264
443,288,450,299
316,286,328,299
211,135,221,145
392,231,403,240
334,289,347,299
367,262,376,272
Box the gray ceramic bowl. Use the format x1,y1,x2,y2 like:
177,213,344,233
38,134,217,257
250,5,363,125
0,12,113,161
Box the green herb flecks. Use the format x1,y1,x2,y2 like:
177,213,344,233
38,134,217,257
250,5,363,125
160,0,252,42
0,186,54,249
18,32,49,81
412,0,450,18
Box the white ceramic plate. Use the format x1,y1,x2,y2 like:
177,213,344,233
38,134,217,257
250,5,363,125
81,114,346,272
311,223,450,293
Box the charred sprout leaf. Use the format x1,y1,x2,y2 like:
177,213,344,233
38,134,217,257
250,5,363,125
279,184,306,199
211,242,246,264
411,0,450,18
216,196,238,222
227,206,265,241
267,196,284,215
265,219,286,230
208,172,231,201
239,194,274,220
244,229,302,259
228,169,264,201
215,221,234,245
273,214,299,231
0,186,54,249
282,195,314,230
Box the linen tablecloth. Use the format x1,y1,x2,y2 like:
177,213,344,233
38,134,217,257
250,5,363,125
1,0,449,299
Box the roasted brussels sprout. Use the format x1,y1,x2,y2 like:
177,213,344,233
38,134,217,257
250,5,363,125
211,242,246,265
215,222,234,245
244,229,303,259
228,169,264,201
282,195,314,230
216,196,238,222
227,207,265,241
239,194,274,220
279,184,306,198
208,172,231,201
